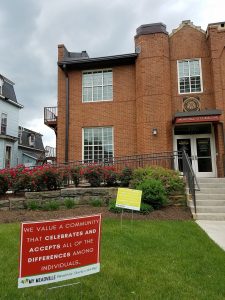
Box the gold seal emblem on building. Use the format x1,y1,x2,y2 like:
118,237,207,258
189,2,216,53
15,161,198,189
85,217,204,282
183,97,200,112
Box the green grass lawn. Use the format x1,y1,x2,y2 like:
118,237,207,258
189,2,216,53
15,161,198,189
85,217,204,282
1,219,225,300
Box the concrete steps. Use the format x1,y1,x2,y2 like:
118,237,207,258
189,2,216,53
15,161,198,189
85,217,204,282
188,178,225,220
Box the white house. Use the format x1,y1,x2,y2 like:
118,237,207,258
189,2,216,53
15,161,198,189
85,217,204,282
0,74,23,168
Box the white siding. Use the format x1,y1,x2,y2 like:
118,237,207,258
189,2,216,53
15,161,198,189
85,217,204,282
0,99,20,137
0,99,20,169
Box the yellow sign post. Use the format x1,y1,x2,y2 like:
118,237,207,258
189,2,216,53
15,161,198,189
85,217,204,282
116,188,142,211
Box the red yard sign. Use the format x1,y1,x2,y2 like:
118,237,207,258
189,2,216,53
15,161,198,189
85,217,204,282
18,214,101,288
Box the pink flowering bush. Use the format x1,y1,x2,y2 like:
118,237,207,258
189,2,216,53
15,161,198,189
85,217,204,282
0,174,9,195
82,165,104,187
103,166,118,186
0,164,63,192
0,163,131,192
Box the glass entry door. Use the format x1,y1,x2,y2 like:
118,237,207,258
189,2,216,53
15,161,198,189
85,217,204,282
175,134,216,177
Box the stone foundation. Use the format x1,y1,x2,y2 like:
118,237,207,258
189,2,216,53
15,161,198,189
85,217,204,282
0,187,118,210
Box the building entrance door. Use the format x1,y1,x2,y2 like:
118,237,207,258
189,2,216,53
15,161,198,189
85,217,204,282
174,134,216,177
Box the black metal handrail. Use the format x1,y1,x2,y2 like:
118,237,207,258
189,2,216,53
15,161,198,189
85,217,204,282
182,149,200,214
44,107,57,123
54,151,179,171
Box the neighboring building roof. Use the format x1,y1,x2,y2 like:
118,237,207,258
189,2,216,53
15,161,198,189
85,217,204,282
0,74,23,108
18,126,45,151
22,151,41,160
58,53,138,70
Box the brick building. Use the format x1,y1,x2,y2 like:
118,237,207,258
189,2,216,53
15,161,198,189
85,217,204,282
45,20,225,177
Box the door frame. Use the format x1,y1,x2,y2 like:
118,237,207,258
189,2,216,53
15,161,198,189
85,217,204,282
173,126,217,178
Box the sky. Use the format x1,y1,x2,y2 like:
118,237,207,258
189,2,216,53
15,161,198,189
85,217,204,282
0,0,225,148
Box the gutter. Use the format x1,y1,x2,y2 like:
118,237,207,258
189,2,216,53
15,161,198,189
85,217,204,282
0,95,23,109
62,64,69,163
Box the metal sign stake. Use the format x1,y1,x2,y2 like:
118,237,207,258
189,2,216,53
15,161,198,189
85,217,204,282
46,281,82,300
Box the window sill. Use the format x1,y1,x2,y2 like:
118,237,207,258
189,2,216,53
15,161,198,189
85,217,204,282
82,99,113,103
178,91,203,95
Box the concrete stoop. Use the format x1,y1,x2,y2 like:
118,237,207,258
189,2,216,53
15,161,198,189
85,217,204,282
188,178,225,221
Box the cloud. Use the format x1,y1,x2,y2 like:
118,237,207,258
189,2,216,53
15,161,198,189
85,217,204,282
0,0,224,147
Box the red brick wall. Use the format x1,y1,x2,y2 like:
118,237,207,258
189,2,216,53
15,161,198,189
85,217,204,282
56,23,225,176
135,33,173,154
170,25,215,113
207,24,225,176
57,64,137,163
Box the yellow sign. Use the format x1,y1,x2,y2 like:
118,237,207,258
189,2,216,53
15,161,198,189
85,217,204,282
116,188,142,211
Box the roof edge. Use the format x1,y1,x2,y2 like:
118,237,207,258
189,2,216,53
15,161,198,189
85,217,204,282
170,20,205,37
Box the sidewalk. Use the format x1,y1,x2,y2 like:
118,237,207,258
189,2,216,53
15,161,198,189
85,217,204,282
196,220,225,251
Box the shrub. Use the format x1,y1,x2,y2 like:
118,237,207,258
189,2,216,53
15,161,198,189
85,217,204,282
27,200,40,210
108,200,123,213
83,165,104,187
42,200,60,211
103,166,118,186
140,203,154,214
70,166,81,187
64,198,76,209
90,198,104,207
0,174,8,195
131,166,185,196
41,169,62,191
11,173,31,193
136,178,167,209
119,167,133,187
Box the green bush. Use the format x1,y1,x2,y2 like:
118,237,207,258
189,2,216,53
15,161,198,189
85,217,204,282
70,167,81,187
64,198,76,209
137,178,167,209
140,203,154,214
131,166,185,195
119,167,133,187
27,200,40,210
0,174,8,195
42,200,60,211
90,198,104,207
108,200,123,213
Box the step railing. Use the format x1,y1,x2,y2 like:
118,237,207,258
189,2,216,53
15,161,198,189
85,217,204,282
182,149,200,214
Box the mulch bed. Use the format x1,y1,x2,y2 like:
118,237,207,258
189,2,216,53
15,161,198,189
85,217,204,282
0,206,192,224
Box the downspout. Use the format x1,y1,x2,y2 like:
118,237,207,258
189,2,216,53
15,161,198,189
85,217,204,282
62,64,69,164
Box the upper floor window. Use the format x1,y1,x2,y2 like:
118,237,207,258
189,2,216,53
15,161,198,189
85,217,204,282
29,134,35,147
18,127,23,144
1,113,7,135
0,79,3,95
82,69,113,102
178,59,202,94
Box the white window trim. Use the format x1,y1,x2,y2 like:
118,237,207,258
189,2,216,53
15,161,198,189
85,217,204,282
177,58,203,95
82,69,113,103
82,126,114,162
1,112,7,135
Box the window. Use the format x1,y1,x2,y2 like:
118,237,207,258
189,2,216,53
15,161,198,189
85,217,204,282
18,127,23,144
29,134,35,147
0,78,3,95
83,127,113,162
1,113,7,135
82,70,112,102
178,59,202,94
